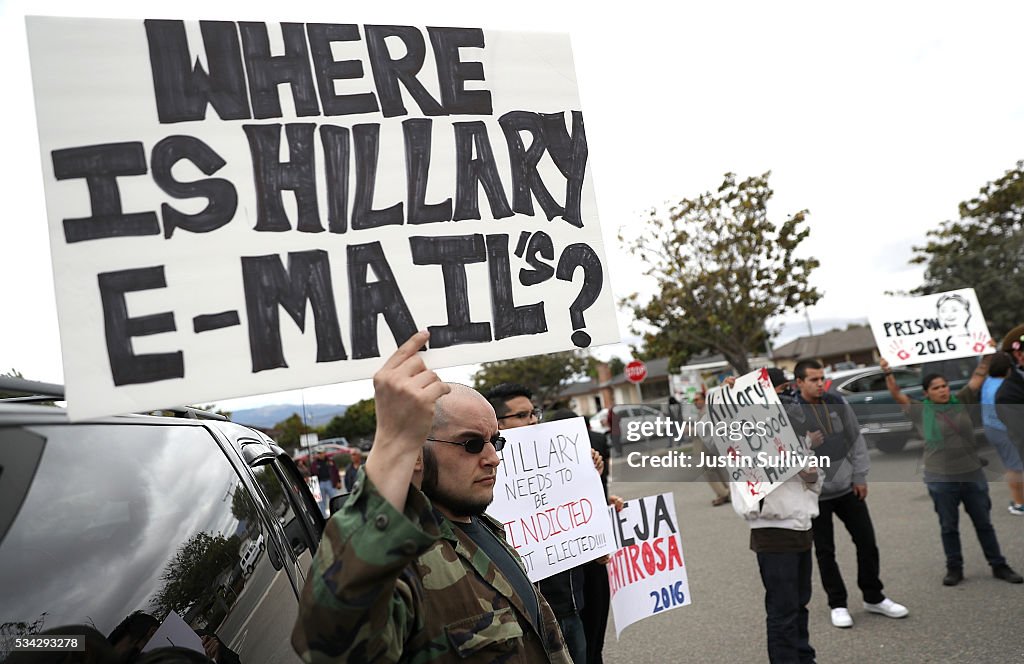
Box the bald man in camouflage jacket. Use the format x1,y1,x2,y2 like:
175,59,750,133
292,331,571,663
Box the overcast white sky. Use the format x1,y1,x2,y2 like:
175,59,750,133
3,0,1022,410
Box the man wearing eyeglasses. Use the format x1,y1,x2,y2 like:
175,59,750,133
293,331,572,663
486,383,604,664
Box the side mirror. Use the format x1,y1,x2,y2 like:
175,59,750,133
329,491,350,516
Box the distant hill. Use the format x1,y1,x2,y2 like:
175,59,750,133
229,403,348,429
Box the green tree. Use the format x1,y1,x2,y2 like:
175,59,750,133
472,351,588,405
273,413,312,448
323,398,376,439
911,160,1024,337
622,172,821,374
230,483,258,524
151,531,240,619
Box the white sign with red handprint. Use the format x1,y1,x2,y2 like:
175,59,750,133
702,368,811,512
869,287,994,367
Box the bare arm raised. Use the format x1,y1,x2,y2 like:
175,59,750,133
363,330,450,513
879,358,912,409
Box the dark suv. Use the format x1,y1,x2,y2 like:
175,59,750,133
828,358,977,453
0,378,324,662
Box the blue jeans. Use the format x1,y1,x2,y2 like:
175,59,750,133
756,550,816,664
925,478,1006,569
318,479,338,516
557,613,586,664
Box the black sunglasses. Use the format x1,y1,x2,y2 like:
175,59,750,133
426,434,506,454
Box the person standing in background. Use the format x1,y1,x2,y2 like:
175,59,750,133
882,350,1022,586
996,324,1024,470
692,389,731,506
981,352,1024,514
344,450,362,493
791,360,908,628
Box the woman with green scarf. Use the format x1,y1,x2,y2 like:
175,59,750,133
881,353,1022,587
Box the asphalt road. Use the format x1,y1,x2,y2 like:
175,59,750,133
599,439,1024,663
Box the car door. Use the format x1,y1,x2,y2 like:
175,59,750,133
0,418,314,663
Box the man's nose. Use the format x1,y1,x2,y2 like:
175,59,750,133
481,442,501,466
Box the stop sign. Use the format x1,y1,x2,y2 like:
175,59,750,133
625,360,647,384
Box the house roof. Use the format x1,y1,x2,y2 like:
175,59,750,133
771,327,876,360
559,378,600,397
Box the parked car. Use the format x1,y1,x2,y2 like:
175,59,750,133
603,404,666,450
0,377,325,663
589,408,610,434
292,441,359,464
590,404,666,436
241,534,266,575
827,359,976,453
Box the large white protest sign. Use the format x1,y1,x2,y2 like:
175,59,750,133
486,417,615,582
607,492,689,637
26,17,618,420
869,287,994,367
704,368,816,512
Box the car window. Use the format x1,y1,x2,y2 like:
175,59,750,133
895,371,921,389
260,456,320,564
841,377,867,393
0,423,305,662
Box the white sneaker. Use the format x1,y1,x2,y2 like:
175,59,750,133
864,598,909,618
830,607,853,628
1008,503,1024,516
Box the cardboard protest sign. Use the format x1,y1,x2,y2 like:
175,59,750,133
607,492,689,637
25,17,618,419
869,287,994,367
703,368,815,512
486,418,615,582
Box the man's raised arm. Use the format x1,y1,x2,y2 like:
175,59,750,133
364,330,450,513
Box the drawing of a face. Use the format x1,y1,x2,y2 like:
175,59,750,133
937,294,971,335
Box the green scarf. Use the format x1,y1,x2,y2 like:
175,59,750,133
922,396,963,450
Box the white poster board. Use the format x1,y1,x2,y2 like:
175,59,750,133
486,418,615,582
141,610,205,654
704,368,814,512
25,17,618,420
869,287,994,367
607,492,690,637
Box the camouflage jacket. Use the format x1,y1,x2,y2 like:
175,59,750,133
292,468,572,664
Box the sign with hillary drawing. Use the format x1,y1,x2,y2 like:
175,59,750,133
869,288,994,367
26,17,618,419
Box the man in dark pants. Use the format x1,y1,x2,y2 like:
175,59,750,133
486,384,589,664
734,464,824,663
545,407,623,664
791,360,908,628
